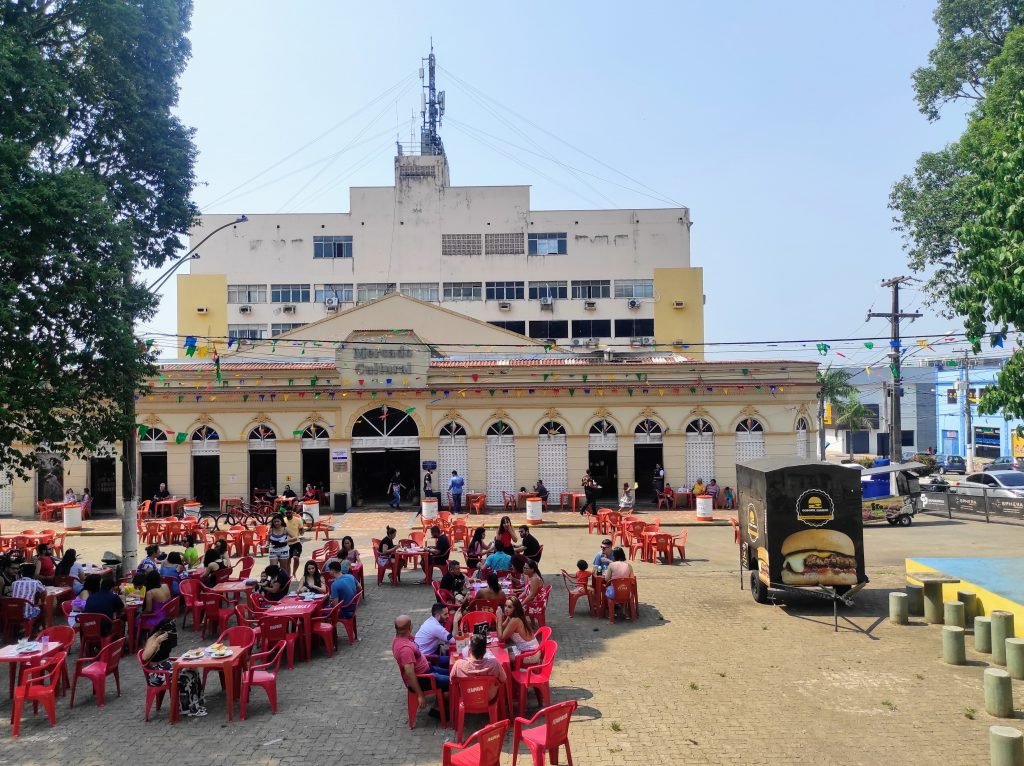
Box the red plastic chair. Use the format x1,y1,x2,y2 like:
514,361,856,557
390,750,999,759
312,516,334,541
136,597,179,647
648,532,676,564
459,611,497,633
259,615,302,670
468,495,486,515
76,613,123,657
237,555,255,580
311,602,342,657
452,675,504,744
70,637,124,708
443,719,509,766
398,665,448,730
606,577,638,624
36,625,76,694
510,640,557,717
511,699,578,766
135,649,170,721
11,651,66,737
240,640,286,719
234,604,263,643
199,591,234,638
337,591,362,645
203,625,256,689
372,539,400,587
559,570,593,618
672,529,688,560
0,597,37,642
178,578,203,629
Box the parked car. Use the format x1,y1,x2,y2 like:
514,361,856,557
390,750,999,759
983,456,1022,472
951,471,1024,498
936,455,967,475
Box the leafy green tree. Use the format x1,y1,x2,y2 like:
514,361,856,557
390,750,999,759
0,1,198,480
816,366,854,460
835,394,873,461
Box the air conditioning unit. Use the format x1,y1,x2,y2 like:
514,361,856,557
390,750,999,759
324,297,340,309
282,304,296,314
630,337,643,346
586,337,599,347
498,301,512,311
672,300,686,309
627,299,642,310
196,306,208,314
571,338,583,347
584,300,597,310
539,297,554,310
643,336,654,345
239,305,252,314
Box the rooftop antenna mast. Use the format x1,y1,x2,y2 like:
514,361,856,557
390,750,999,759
419,41,445,156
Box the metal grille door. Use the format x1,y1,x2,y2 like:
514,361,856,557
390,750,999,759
537,436,568,498
486,436,515,502
736,433,766,464
438,436,468,492
0,480,10,516
686,433,715,487
796,429,808,458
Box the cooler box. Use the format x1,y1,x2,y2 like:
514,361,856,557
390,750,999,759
422,497,439,519
302,500,320,523
695,494,714,520
62,503,82,531
525,497,544,524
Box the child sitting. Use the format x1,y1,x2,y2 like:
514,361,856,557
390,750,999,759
573,559,590,591
723,486,735,510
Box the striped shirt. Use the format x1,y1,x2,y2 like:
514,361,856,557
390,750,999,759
11,577,44,618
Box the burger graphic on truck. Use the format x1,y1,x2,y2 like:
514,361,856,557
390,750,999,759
780,529,858,586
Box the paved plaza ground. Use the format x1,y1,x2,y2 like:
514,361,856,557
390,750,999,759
0,509,1021,764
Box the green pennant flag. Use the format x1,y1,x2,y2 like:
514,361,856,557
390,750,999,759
145,339,154,349
287,379,294,386
488,390,495,396
543,373,550,381
371,392,377,398
568,388,575,397
177,395,184,403
946,359,958,367
309,377,318,386
889,363,898,377
292,429,303,436
136,424,149,438
405,407,416,414
581,374,588,382
544,345,553,352
184,346,196,357
967,335,980,345
243,394,249,402
627,388,634,397
689,387,697,394
175,432,187,444
635,373,643,381
863,342,874,350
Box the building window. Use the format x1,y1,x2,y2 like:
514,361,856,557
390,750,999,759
614,318,655,337
228,324,267,340
528,232,567,255
614,279,654,298
485,233,525,255
528,281,568,300
314,283,354,303
227,284,267,304
571,280,611,300
400,283,440,302
489,320,526,335
571,319,611,338
443,282,482,301
357,283,395,302
946,389,958,405
529,320,569,339
312,235,353,259
441,234,482,256
270,284,310,303
486,281,525,301
271,323,306,336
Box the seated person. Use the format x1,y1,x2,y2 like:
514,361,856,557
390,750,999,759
297,560,326,594
572,559,591,592
327,560,359,616
83,578,124,634
414,603,453,666
451,634,507,702
532,479,549,502
706,479,720,503
473,571,504,602
516,525,542,563
691,478,706,496
722,486,735,509
259,564,290,602
159,552,186,596
393,614,448,719
152,482,171,501
34,543,57,582
302,484,318,501
263,486,278,503
593,539,614,570
281,484,297,499
427,525,450,568
11,563,46,619
200,540,231,587
483,547,512,573
439,560,466,598
138,544,162,573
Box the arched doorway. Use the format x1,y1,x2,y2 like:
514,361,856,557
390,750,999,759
437,421,468,508
736,418,766,464
685,418,715,488
633,418,663,501
88,443,117,512
796,417,809,459
248,425,277,499
351,407,419,507
486,420,515,502
139,428,169,503
588,419,618,499
537,421,568,500
191,426,220,505
301,424,331,502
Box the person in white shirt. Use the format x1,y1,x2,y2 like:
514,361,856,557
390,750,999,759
64,488,77,503
414,603,453,668
11,563,45,619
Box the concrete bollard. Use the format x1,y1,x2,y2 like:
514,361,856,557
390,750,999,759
906,583,925,616
944,600,966,629
958,590,977,625
986,668,1014,718
943,625,967,665
993,612,1016,666
977,617,994,653
990,725,1024,766
1007,639,1024,681
889,592,909,625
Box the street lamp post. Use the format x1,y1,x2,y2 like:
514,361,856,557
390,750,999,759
120,215,248,570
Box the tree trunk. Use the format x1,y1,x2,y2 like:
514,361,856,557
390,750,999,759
848,428,854,461
818,399,827,460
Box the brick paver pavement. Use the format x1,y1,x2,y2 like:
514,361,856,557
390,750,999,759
0,512,1017,764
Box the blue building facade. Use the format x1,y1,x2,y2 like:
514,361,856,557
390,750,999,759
935,359,1023,459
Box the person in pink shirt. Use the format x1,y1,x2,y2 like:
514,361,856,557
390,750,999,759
451,634,507,703
392,614,449,719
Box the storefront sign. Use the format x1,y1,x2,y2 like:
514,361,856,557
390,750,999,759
335,341,430,388
331,448,349,462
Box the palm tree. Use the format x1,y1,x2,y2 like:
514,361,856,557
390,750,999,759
816,366,855,460
835,393,872,461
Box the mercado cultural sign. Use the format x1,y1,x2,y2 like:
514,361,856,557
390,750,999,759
335,332,430,389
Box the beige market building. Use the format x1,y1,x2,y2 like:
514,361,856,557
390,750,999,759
6,295,819,516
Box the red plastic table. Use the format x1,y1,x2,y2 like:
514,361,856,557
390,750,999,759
0,641,64,698
448,636,513,718
170,646,245,723
264,595,324,662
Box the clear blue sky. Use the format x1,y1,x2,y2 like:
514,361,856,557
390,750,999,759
144,0,971,369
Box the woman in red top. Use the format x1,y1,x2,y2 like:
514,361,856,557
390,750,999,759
497,516,518,553
35,543,57,582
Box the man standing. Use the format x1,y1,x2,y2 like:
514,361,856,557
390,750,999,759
284,508,303,577
423,469,434,500
388,471,406,509
653,463,666,497
580,470,599,516
327,560,359,616
448,470,465,514
414,603,453,667
393,614,448,719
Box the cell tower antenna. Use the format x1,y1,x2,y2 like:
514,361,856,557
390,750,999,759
420,42,445,156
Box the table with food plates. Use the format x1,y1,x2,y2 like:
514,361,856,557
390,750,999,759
264,593,325,662
170,643,244,723
41,585,72,627
79,565,113,579
470,578,512,598
153,498,185,517
0,640,64,697
448,633,513,719
395,545,429,585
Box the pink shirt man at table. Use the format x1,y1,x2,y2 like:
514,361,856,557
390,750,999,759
392,614,450,717
451,634,507,701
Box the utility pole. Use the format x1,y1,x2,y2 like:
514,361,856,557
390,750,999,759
868,276,922,463
962,350,974,472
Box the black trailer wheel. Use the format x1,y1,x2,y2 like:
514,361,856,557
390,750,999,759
898,514,913,526
750,569,769,604
886,517,897,525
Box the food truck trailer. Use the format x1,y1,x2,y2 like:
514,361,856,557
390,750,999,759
737,458,868,626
